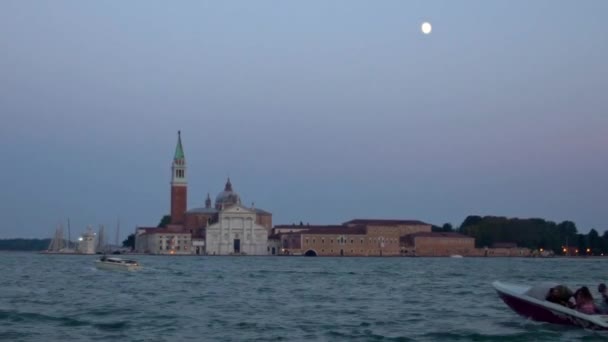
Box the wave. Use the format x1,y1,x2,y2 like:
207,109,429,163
0,309,128,331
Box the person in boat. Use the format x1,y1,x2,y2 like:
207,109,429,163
545,285,574,308
574,286,601,314
597,283,608,313
598,283,608,303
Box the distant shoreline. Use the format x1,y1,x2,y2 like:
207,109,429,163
2,250,607,259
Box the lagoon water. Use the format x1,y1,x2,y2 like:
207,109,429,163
1,252,608,341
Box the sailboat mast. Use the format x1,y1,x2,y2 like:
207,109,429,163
67,218,71,250
59,224,64,250
97,225,105,253
116,218,120,247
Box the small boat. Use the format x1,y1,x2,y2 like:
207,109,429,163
95,256,141,271
493,281,608,330
450,254,464,258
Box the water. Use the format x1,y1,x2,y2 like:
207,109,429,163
1,253,607,341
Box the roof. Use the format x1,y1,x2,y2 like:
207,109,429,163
254,208,271,215
215,178,241,207
274,224,316,228
408,232,473,239
137,227,189,235
344,219,430,226
280,225,367,236
186,207,218,214
174,131,185,160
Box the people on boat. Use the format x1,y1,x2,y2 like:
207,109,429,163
598,283,608,303
574,286,601,314
597,283,608,313
546,285,574,308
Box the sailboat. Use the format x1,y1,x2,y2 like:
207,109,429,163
41,222,75,254
96,225,107,254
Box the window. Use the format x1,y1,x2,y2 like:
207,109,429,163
330,239,333,243
351,239,354,244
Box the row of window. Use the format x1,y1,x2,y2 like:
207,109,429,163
175,169,185,178
158,240,190,245
158,246,189,251
303,238,396,244
304,238,366,245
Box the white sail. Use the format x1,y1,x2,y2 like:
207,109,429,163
96,225,106,253
47,225,64,252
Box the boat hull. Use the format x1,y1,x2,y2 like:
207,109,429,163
95,260,140,271
498,290,576,326
493,281,608,330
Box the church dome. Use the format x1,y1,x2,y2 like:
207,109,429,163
215,178,241,209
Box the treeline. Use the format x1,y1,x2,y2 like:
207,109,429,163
0,239,52,251
453,216,607,255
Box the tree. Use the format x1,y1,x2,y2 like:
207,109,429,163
158,215,171,228
442,223,454,232
577,234,588,255
122,234,135,250
460,216,483,230
588,229,601,254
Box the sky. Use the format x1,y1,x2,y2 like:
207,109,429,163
0,0,606,240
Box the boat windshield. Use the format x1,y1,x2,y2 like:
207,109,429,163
525,282,560,300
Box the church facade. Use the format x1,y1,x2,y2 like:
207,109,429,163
205,206,270,255
134,132,273,255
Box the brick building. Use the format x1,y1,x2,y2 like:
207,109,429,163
400,232,475,257
276,219,433,256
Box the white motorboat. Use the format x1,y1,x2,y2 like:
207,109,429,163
95,256,141,271
493,281,608,330
450,254,464,258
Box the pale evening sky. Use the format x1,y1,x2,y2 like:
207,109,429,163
0,0,606,239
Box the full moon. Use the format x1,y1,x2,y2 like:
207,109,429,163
421,22,432,35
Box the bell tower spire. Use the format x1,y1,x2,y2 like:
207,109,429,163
205,193,212,209
170,131,187,225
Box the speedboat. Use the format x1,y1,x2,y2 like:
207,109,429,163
493,281,608,330
95,256,141,271
450,254,464,258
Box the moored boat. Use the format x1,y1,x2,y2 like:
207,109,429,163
493,281,608,330
95,256,141,271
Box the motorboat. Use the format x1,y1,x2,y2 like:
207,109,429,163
450,254,464,258
493,281,608,330
95,256,141,271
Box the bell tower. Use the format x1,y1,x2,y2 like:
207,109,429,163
170,131,187,225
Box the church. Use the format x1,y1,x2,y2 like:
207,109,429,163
134,132,273,255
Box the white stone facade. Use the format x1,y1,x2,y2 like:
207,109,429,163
135,229,192,255
205,205,269,255
78,229,97,254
